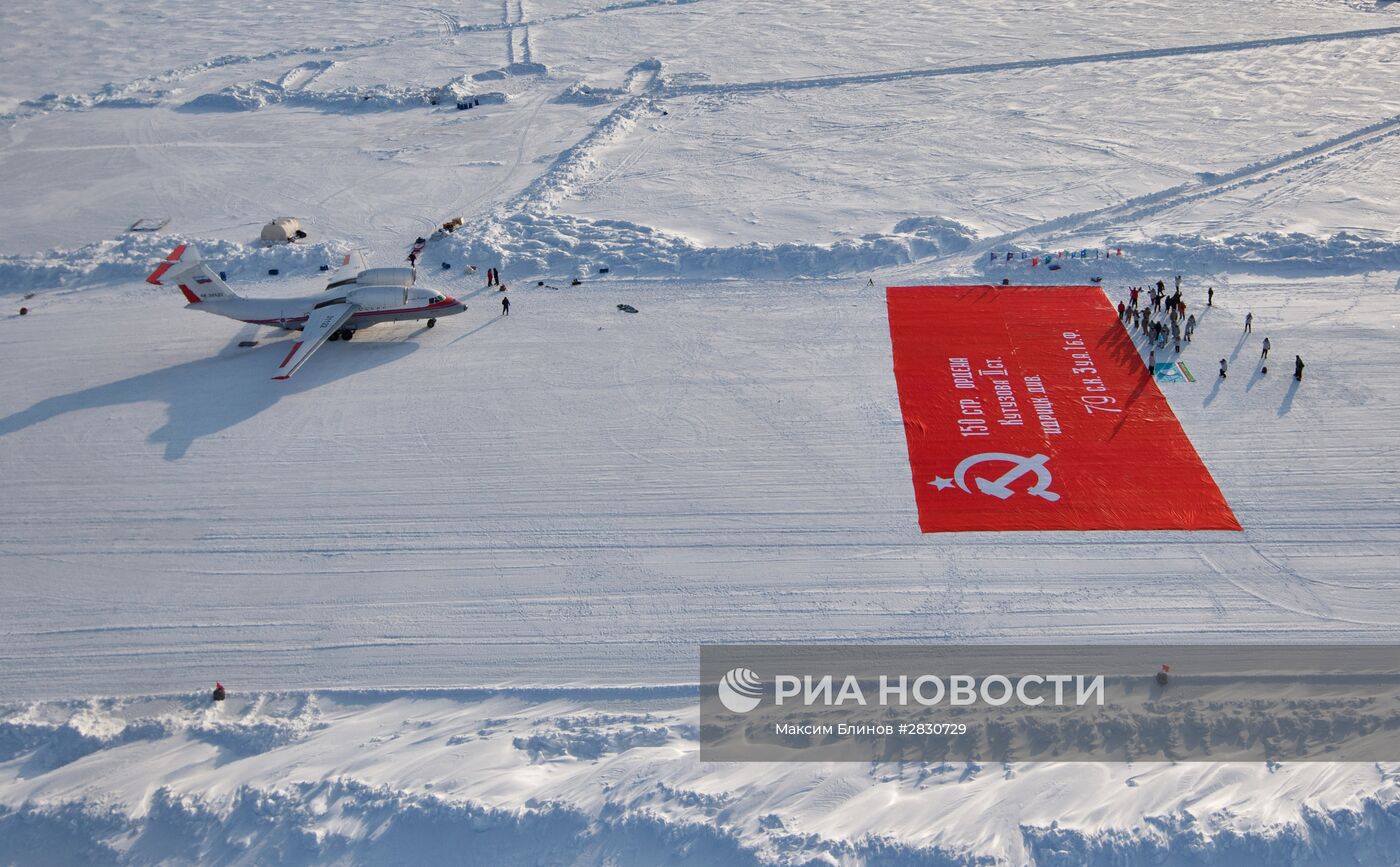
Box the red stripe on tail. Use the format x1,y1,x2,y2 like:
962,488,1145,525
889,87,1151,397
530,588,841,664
146,262,174,285
146,245,188,285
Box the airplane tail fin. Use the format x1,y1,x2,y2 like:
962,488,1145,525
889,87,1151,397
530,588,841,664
325,249,368,291
146,245,241,304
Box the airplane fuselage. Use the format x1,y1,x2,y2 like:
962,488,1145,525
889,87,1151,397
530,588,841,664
197,291,466,331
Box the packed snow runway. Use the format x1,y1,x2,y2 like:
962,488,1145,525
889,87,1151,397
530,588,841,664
2,272,1398,700
4,0,1400,862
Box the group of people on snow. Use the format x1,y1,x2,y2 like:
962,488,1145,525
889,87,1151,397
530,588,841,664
1118,278,1192,354
1121,277,1305,384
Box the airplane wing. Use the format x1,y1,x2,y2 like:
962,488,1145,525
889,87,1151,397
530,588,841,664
271,301,357,381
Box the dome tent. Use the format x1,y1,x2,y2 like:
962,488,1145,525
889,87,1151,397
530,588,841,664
260,217,307,244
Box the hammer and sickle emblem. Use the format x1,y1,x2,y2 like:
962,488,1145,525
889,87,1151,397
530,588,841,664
931,452,1060,502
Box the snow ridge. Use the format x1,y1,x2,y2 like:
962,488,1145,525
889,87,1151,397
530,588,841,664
4,777,1400,866
440,212,978,278
975,231,1400,283
0,234,348,295
1,40,398,124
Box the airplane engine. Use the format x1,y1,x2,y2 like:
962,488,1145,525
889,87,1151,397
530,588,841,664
354,268,415,288
345,285,412,309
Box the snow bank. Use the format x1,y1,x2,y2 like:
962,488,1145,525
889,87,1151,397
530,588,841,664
511,97,667,213
513,713,679,760
180,59,517,114
471,62,549,81
1,781,763,866
975,231,1400,284
0,695,327,772
7,692,1397,865
181,81,503,114
555,83,620,106
188,696,328,756
440,213,977,279
557,58,665,105
1023,801,1400,866
1,42,396,124
0,234,347,295
0,707,175,773
1123,231,1400,276
8,223,1397,299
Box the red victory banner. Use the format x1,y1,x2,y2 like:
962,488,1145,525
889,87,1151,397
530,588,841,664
886,285,1239,532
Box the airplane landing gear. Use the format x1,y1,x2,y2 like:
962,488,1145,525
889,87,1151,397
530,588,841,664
328,331,340,342
341,329,354,341
426,318,437,328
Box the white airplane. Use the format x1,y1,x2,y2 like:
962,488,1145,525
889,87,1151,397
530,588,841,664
146,245,466,380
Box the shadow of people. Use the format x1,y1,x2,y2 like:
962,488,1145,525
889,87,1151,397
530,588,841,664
1278,377,1301,416
0,336,417,460
1204,370,1225,407
449,315,502,345
1246,362,1266,392
1229,330,1249,362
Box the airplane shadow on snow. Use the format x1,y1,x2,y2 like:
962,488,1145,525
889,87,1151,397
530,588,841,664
0,330,418,460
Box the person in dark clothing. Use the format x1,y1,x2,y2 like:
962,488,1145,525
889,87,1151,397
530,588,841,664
1294,355,1304,381
1207,287,1214,306
501,296,510,316
1219,358,1228,379
212,683,226,703
1261,337,1271,359
1244,312,1253,334
1117,300,1126,320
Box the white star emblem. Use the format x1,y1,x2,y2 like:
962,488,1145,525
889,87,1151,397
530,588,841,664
930,477,955,490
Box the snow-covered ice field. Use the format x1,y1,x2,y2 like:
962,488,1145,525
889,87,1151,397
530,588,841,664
3,0,1400,863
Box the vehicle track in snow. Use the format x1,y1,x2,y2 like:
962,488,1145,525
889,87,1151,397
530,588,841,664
660,24,1400,97
961,109,1400,258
